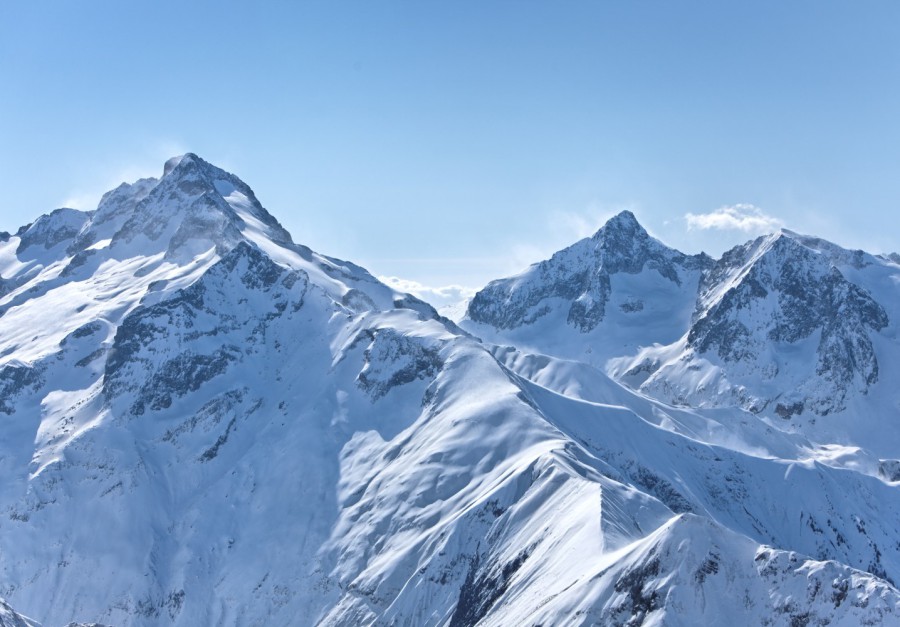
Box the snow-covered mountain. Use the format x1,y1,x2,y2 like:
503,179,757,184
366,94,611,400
463,212,900,454
466,211,712,363
630,231,890,419
1,157,899,626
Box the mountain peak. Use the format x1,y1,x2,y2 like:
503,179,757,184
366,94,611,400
158,152,241,194
605,209,641,227
43,154,295,263
111,154,295,260
162,152,204,177
680,224,890,416
15,207,91,254
6,156,900,626
466,208,706,334
594,210,646,240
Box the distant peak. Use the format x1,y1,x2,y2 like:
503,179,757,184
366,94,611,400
593,210,648,241
163,152,219,177
609,209,640,226
755,230,804,255
162,154,187,176
162,152,205,177
157,153,247,198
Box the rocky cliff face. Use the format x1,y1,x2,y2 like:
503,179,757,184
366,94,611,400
681,232,889,415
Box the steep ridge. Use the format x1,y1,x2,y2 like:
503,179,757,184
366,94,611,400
0,599,38,627
0,159,898,626
504,350,900,589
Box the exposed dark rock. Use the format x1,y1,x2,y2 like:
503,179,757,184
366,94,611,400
449,548,531,627
775,401,805,419
357,329,443,400
694,552,720,584
878,460,900,482
132,347,241,415
104,242,307,414
0,364,44,415
611,555,662,626
619,460,694,514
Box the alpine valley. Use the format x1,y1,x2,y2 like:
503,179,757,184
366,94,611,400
1,155,899,627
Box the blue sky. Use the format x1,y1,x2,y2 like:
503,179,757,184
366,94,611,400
2,1,899,302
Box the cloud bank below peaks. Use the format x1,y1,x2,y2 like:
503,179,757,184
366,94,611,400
379,276,476,310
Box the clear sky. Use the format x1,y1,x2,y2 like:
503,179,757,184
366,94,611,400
2,1,899,305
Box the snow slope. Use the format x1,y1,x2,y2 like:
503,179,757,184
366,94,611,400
0,156,898,626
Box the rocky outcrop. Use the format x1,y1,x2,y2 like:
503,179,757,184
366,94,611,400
686,233,888,414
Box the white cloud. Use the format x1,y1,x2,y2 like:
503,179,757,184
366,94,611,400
61,191,105,211
552,208,609,241
62,165,159,210
378,276,477,309
685,204,783,233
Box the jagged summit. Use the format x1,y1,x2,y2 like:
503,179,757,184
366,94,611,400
161,152,239,181
162,152,199,176
159,153,257,205
466,206,897,422
592,209,643,235
0,598,38,627
15,208,92,254
584,210,661,271
2,154,283,266
11,153,296,267
0,154,434,368
665,225,890,415
104,153,295,259
466,210,710,335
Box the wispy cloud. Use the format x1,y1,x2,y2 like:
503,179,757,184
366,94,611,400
61,191,107,211
550,203,637,242
378,276,477,309
503,202,638,275
60,139,188,210
685,204,783,234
